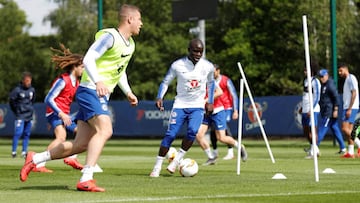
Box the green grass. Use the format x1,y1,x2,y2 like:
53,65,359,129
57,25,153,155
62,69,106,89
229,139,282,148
0,137,359,203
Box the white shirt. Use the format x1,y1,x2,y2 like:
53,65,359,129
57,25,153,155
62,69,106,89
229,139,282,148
157,57,214,109
343,74,359,109
302,77,321,113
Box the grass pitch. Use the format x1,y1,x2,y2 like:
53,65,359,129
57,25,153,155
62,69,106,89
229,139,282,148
0,137,359,203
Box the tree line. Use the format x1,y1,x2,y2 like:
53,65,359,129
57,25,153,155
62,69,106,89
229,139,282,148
0,0,359,103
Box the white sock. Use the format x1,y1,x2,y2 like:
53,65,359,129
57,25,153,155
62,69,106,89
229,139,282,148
233,141,239,148
80,165,94,182
204,148,214,159
68,154,78,159
348,144,355,155
154,156,165,169
227,148,234,155
33,151,51,165
174,148,186,163
36,161,46,168
354,137,360,148
213,149,218,156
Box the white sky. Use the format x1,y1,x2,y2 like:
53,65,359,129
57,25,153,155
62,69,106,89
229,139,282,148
14,0,59,36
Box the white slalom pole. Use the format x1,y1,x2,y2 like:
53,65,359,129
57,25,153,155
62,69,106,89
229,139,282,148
237,62,275,163
237,79,244,175
302,15,319,182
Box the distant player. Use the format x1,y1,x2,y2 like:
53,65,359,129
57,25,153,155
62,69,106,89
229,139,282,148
31,44,84,173
338,63,360,158
209,64,239,160
300,64,321,159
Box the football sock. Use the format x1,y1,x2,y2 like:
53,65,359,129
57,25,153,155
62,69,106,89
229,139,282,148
348,144,354,155
36,161,46,168
204,148,214,159
354,137,360,148
154,156,165,169
80,165,94,182
33,151,51,165
234,141,239,148
174,148,186,162
68,154,78,159
227,148,234,155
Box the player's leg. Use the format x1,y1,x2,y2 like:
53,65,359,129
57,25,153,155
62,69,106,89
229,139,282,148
21,120,32,158
209,125,218,157
150,108,186,177
351,118,360,157
167,108,203,172
12,119,24,158
329,118,346,154
223,109,234,160
341,109,357,158
196,121,216,165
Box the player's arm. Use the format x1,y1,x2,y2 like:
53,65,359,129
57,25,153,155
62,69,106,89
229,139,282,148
44,78,65,115
83,33,114,96
9,87,19,113
227,79,239,112
312,79,321,109
118,73,138,106
155,66,176,110
328,81,339,118
44,78,72,125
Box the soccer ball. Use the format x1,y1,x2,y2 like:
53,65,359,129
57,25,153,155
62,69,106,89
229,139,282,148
165,147,177,163
179,158,198,177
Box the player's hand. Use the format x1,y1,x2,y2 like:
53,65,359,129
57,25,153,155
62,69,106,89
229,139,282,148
95,81,110,97
59,112,72,126
205,103,214,117
127,92,138,107
232,110,239,120
156,99,164,111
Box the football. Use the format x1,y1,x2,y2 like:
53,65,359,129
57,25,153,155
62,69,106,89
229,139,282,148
165,147,177,163
179,158,198,177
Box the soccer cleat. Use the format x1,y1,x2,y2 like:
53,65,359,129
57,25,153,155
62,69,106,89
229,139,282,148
76,180,105,192
149,167,161,178
64,157,83,170
341,152,355,158
241,144,248,162
20,151,36,182
21,152,27,159
222,153,234,160
337,149,346,154
202,158,217,166
303,147,311,153
32,166,53,173
166,159,179,174
12,152,17,158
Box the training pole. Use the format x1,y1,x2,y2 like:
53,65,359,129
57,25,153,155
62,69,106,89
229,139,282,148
302,15,319,182
237,62,275,164
237,79,244,175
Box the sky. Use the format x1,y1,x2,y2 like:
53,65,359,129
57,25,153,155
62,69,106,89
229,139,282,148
14,0,59,36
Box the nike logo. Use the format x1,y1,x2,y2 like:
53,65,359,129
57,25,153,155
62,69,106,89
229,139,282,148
121,54,131,57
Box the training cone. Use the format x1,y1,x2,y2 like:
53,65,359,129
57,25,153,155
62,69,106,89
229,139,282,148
322,168,336,174
272,173,287,179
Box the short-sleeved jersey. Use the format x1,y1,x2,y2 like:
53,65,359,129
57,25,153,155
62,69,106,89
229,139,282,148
302,77,321,113
80,28,135,92
343,74,359,109
157,57,214,109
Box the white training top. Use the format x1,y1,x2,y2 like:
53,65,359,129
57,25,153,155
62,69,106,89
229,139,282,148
342,74,359,109
157,56,215,109
302,77,321,113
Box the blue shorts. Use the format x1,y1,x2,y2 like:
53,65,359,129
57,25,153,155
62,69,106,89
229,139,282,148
203,110,227,130
46,113,77,133
224,109,232,122
160,108,204,147
75,86,110,122
301,112,319,126
342,109,359,124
